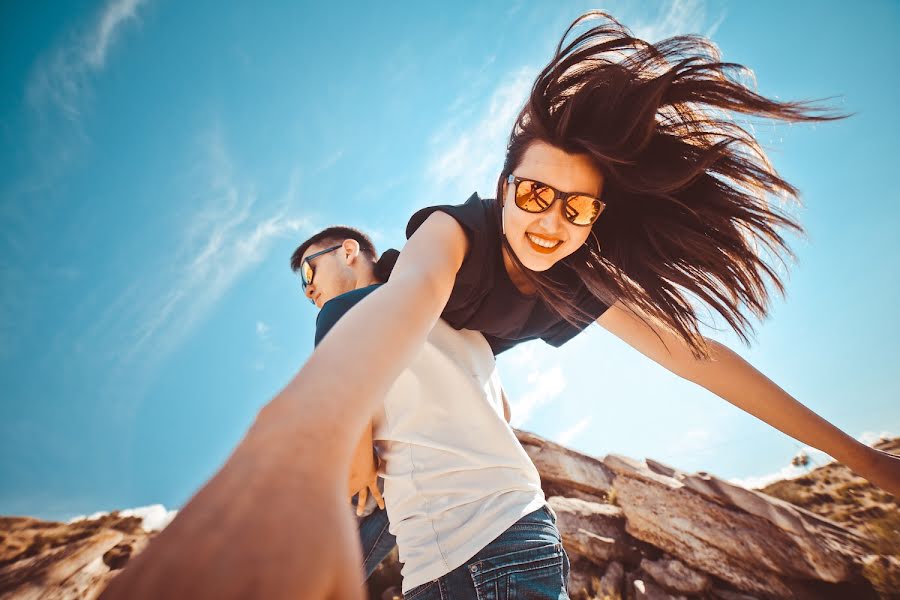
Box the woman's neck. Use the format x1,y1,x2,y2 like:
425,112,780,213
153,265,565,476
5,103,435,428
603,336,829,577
501,246,538,296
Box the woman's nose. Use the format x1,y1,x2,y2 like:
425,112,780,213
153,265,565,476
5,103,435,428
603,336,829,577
538,198,566,230
305,283,316,300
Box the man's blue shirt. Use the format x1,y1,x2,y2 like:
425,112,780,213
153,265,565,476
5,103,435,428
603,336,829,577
314,284,382,346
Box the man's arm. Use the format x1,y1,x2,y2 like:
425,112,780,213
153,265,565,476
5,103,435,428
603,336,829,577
316,295,383,511
501,387,512,424
347,422,375,495
347,421,384,515
100,211,468,600
596,301,900,497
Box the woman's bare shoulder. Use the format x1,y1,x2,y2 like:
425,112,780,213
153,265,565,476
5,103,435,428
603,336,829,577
403,210,469,271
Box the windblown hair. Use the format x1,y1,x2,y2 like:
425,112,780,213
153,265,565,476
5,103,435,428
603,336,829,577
496,11,843,356
290,226,398,282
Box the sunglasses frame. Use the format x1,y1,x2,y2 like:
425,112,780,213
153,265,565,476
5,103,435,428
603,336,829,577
506,174,606,227
300,244,342,292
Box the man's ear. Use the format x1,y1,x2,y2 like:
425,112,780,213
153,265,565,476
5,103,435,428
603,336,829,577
342,239,361,264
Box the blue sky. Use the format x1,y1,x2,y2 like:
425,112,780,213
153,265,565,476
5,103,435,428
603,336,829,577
1,0,899,521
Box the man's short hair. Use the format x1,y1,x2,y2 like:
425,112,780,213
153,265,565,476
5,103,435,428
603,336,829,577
290,226,377,273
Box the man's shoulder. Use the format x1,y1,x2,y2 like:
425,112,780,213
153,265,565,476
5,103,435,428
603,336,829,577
322,284,381,314
314,284,382,346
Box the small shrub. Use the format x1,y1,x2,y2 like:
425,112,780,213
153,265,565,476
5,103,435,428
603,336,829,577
862,555,900,599
607,487,619,507
863,509,900,556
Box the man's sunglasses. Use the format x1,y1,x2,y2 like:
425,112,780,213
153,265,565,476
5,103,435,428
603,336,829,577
300,245,342,293
507,174,606,227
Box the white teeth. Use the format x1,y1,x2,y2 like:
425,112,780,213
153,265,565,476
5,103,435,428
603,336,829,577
526,233,561,249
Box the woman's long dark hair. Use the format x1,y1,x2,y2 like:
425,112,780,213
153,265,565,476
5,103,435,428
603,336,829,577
496,11,844,357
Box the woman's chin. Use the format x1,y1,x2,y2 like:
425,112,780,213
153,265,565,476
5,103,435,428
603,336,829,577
513,248,560,272
524,259,554,272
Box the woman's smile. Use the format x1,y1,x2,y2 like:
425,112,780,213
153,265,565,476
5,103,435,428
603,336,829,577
525,232,563,254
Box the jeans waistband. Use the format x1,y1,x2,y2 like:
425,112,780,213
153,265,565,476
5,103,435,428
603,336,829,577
508,505,557,530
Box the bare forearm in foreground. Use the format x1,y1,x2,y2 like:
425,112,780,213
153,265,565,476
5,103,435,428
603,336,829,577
100,276,451,600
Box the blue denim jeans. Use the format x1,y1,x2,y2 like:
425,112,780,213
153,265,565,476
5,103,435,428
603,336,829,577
403,506,570,600
358,505,398,579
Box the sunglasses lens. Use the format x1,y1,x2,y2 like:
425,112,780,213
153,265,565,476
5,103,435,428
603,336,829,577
302,262,314,286
566,195,603,226
515,180,555,213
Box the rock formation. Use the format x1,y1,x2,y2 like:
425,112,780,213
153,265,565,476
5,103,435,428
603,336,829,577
367,433,898,600
1,435,896,599
0,513,153,599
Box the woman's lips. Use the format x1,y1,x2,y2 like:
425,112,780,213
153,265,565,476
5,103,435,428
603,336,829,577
526,232,562,254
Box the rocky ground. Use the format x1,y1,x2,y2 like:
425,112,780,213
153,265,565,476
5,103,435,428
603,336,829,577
368,433,898,600
757,437,900,599
1,435,896,599
0,513,153,599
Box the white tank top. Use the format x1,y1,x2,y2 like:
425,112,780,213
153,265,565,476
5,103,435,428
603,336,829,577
373,319,546,593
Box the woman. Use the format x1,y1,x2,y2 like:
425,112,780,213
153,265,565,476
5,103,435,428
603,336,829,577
101,12,900,600
294,227,561,597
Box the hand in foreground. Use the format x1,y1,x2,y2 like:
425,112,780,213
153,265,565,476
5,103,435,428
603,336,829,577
100,432,365,600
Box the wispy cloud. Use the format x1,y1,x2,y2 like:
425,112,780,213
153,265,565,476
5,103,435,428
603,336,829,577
26,0,151,121
630,0,723,43
86,0,148,68
120,130,312,366
66,128,313,407
314,149,345,174
69,503,176,531
727,452,822,491
508,365,566,428
252,320,273,372
858,430,893,447
668,427,721,459
499,342,572,429
425,67,535,203
556,416,593,446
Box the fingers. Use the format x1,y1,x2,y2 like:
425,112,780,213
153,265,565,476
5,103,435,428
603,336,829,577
370,482,385,510
355,486,368,517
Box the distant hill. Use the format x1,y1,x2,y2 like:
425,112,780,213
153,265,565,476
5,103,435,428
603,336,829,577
759,436,899,598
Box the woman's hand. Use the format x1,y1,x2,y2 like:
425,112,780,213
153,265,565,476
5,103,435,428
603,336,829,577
844,444,900,499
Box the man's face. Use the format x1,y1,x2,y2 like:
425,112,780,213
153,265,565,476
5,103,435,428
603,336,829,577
301,242,357,309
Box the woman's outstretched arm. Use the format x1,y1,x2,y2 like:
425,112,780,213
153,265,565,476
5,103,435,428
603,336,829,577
597,302,900,497
99,212,468,600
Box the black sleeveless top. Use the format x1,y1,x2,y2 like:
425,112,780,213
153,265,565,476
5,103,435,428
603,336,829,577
406,193,611,355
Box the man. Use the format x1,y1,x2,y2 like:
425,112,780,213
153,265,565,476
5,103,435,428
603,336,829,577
290,227,544,598
101,226,542,600
289,225,398,580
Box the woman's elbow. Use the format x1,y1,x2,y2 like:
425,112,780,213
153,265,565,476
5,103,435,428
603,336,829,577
671,338,730,382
